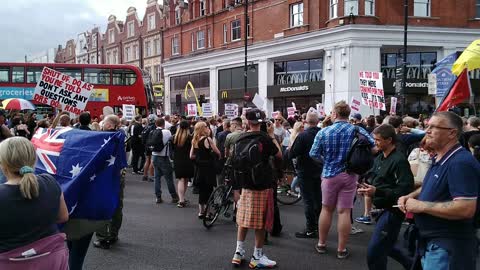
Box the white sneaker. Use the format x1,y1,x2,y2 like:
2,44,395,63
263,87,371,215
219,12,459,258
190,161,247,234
249,255,277,269
232,250,245,266
350,226,364,235
187,181,193,187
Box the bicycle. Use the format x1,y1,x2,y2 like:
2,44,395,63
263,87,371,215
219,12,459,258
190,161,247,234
276,169,302,205
203,166,235,229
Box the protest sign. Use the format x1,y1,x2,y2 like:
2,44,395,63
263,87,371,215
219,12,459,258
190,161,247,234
224,103,238,118
287,107,296,118
187,103,197,116
390,97,398,115
271,111,279,119
242,107,252,116
122,104,135,121
33,67,94,115
252,93,264,109
350,97,361,112
202,103,213,117
359,71,386,111
291,102,296,110
316,103,325,117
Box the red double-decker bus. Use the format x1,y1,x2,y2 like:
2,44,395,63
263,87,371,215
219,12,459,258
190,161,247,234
0,63,155,118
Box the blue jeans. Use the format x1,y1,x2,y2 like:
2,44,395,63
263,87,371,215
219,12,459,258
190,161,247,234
421,243,449,270
367,210,412,270
67,233,94,270
421,239,477,270
152,156,177,199
298,174,322,232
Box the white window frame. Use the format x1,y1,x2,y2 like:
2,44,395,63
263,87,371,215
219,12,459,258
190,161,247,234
92,34,97,48
223,23,228,44
145,40,152,57
200,0,206,16
133,44,139,60
175,8,181,25
154,65,161,82
125,47,130,62
154,39,161,55
197,31,205,49
127,21,135,38
344,0,358,16
329,0,338,19
172,37,179,55
113,50,118,64
231,20,241,41
106,52,111,64
208,28,212,48
108,29,115,44
365,0,375,16
414,0,431,17
148,14,156,30
290,3,303,27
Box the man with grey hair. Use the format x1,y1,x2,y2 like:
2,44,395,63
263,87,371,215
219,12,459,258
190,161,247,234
398,111,480,269
289,111,323,238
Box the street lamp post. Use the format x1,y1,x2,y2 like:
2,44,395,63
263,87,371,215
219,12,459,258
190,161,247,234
244,0,248,107
401,0,408,115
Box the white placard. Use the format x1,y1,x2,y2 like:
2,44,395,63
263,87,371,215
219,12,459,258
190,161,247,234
350,97,361,112
271,111,280,119
242,107,252,116
316,103,325,117
428,73,437,95
33,66,94,115
291,102,296,110
287,107,296,118
122,104,135,121
252,93,264,109
390,97,397,115
224,103,238,119
202,103,213,117
359,71,386,111
187,104,197,117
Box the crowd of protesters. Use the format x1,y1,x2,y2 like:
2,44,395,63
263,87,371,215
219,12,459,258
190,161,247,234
0,101,480,270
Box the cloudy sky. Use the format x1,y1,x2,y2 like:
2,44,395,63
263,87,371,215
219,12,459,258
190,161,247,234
0,0,149,62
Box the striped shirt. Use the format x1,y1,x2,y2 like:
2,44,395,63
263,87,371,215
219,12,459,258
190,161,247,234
309,121,374,178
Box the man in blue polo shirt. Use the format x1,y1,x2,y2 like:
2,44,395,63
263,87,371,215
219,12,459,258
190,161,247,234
398,111,480,270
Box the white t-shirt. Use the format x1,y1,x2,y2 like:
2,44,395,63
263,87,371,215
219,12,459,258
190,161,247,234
152,128,172,157
165,121,172,129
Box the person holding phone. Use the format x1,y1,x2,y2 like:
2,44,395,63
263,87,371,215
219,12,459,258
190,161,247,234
357,124,414,270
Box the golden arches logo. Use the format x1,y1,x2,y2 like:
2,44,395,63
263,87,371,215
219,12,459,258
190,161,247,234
184,81,202,115
221,91,228,99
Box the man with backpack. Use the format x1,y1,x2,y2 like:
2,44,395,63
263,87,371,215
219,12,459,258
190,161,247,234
398,112,480,270
289,111,323,238
309,101,374,259
149,118,179,204
231,109,282,269
130,115,145,175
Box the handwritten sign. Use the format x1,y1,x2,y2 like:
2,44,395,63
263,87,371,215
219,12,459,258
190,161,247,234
316,103,325,117
350,97,361,112
187,103,197,116
287,107,296,118
359,71,386,111
122,104,135,121
33,67,93,115
224,103,238,119
202,103,213,117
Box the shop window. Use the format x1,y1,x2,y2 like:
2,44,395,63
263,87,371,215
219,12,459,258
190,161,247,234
274,58,323,85
380,52,437,79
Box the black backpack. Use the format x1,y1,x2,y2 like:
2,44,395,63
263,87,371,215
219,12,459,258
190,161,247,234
346,126,374,175
231,132,270,188
146,129,166,152
141,124,155,146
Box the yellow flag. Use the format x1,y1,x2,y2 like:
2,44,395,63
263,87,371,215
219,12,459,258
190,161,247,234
452,39,480,75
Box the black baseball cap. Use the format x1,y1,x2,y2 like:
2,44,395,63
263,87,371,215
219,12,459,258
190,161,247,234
245,108,265,124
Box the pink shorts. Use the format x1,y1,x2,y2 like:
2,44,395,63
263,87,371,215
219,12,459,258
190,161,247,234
321,172,358,209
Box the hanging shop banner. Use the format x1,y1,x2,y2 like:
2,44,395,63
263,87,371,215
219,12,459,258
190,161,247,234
390,97,398,115
122,104,135,121
187,103,198,117
224,103,239,118
202,103,213,117
359,71,386,111
33,67,94,115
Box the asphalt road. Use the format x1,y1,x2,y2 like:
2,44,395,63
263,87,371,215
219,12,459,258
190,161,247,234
81,172,415,270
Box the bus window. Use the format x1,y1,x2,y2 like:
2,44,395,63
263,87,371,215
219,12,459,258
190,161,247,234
112,69,137,86
27,67,43,83
84,68,111,85
12,67,25,83
0,67,9,83
54,68,81,80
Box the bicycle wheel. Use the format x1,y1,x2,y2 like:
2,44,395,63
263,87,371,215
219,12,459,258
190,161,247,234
276,173,302,205
203,185,227,228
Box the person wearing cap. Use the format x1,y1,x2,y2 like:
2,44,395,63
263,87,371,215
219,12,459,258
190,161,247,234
351,113,367,130
231,109,282,269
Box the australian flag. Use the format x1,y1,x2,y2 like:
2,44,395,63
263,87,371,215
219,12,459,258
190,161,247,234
31,127,127,220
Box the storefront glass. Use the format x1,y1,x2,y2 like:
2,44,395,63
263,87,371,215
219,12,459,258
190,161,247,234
274,58,323,85
170,72,209,115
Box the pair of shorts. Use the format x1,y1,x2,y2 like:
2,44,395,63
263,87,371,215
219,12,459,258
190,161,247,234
236,189,269,230
321,172,358,209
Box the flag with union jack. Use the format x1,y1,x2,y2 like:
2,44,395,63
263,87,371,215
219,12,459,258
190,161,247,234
31,127,127,220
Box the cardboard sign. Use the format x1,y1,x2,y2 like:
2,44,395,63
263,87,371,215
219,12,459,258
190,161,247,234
359,71,386,111
316,103,325,117
224,103,238,118
33,67,94,115
350,97,361,112
122,104,135,121
390,97,397,115
202,103,213,117
187,104,197,116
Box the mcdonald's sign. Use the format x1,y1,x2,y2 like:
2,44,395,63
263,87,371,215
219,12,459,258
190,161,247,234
221,90,228,99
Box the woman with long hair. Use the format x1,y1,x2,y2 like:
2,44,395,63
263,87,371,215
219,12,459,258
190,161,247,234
190,121,221,218
0,137,69,269
173,120,195,208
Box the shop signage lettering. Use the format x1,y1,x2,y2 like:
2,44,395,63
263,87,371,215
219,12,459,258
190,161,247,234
279,85,309,93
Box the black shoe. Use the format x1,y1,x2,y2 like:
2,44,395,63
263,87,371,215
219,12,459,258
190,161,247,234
93,240,111,249
295,230,318,238
156,197,163,204
171,196,179,204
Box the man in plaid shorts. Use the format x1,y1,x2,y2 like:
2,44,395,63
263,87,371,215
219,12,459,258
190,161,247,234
231,109,282,269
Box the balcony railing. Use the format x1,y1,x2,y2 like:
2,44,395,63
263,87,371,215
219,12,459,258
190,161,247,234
275,69,323,85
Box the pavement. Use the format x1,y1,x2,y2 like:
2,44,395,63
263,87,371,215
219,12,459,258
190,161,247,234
82,172,415,270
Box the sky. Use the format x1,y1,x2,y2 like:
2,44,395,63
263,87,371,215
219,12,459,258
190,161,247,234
0,0,148,62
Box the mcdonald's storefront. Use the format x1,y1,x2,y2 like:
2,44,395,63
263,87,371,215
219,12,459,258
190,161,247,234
217,65,258,115
169,72,210,115
267,81,325,116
